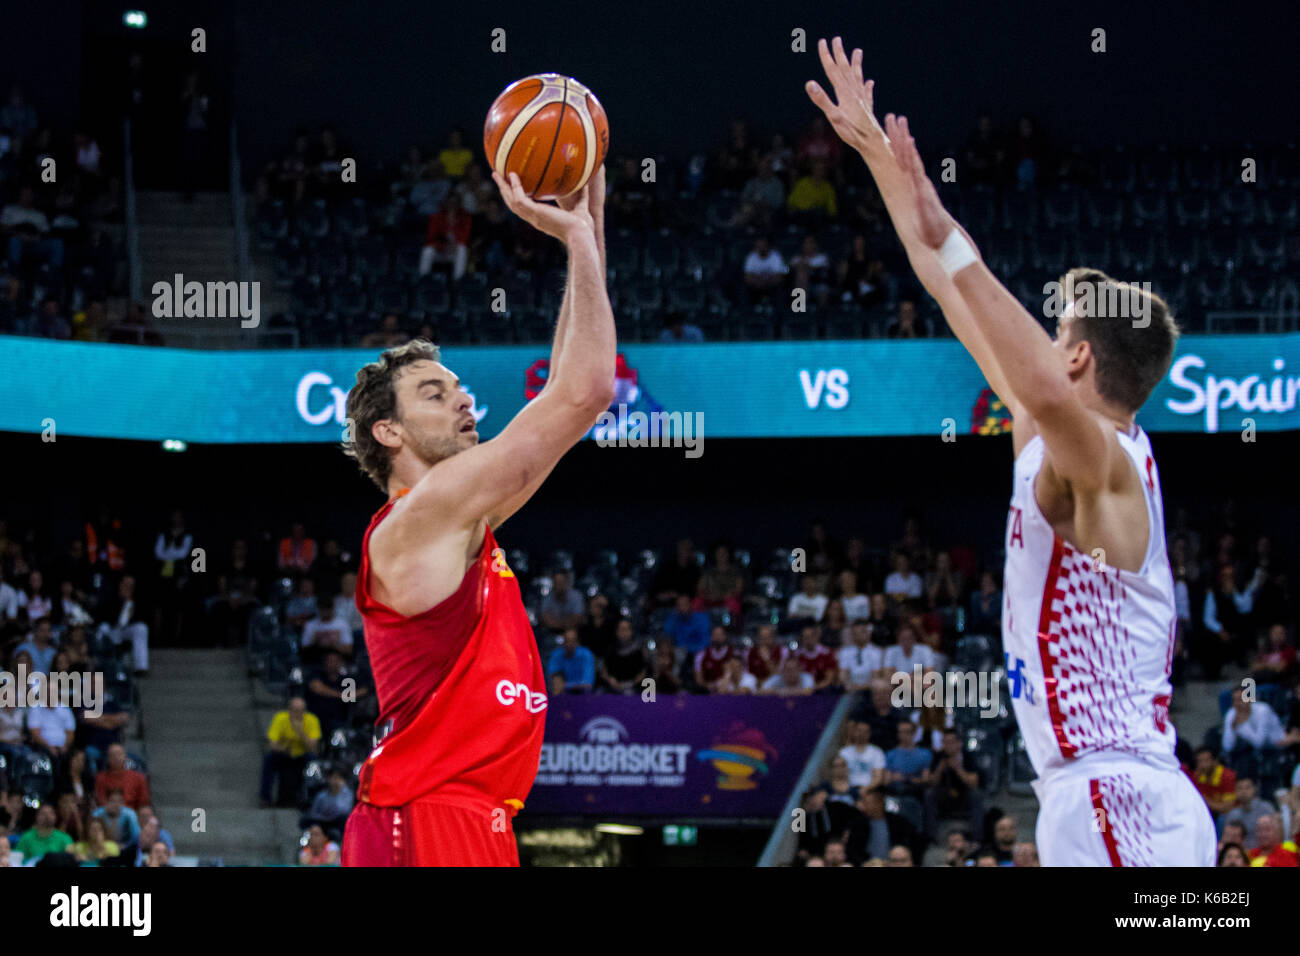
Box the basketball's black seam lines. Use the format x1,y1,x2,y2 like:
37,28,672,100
532,76,569,200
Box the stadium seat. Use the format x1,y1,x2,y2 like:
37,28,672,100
1218,189,1258,227
954,634,996,673
1098,146,1137,192
469,306,513,344
667,281,706,313
412,274,452,317
1139,146,1179,192
327,276,368,323
1129,191,1169,228
607,243,640,281
334,197,371,238
1182,146,1224,191
295,199,331,239
781,312,820,340
514,308,554,344
352,235,390,277
1261,191,1299,228
885,794,924,834
1084,192,1125,232
369,277,409,317
1203,231,1242,268
1042,191,1081,231
430,310,470,344
735,311,776,340
643,233,682,279
18,750,56,802
1001,190,1040,232
255,200,289,248
1173,191,1212,230
963,727,1002,795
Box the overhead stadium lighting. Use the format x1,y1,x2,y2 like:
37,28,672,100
123,11,148,28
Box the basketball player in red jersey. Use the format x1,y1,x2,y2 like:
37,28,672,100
808,39,1215,865
337,166,613,866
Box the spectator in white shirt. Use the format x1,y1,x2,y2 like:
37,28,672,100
839,719,886,789
1221,686,1289,754
332,571,365,635
74,132,102,175
26,701,77,761
0,565,19,623
19,569,53,623
715,655,758,694
883,552,924,602
301,598,354,661
838,620,884,690
837,570,871,622
3,186,62,271
761,656,815,696
883,620,935,679
742,236,787,305
98,574,150,675
787,575,827,624
541,571,585,634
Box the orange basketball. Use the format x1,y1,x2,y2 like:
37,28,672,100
483,73,609,201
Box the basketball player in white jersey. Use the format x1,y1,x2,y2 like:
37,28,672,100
806,37,1216,865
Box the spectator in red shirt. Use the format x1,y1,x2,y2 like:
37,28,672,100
695,625,733,689
94,743,151,810
1251,622,1298,688
797,116,843,174
419,193,471,280
1190,746,1237,815
1247,814,1299,867
746,623,787,683
795,623,839,692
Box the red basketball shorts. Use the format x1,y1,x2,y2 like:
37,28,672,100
341,793,521,867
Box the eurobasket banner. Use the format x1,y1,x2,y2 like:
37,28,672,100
526,694,840,818
0,333,1296,442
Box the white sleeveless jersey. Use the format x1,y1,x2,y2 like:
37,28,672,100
1002,426,1179,780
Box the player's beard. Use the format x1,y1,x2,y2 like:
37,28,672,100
405,425,471,469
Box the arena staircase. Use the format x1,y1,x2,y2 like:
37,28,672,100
142,648,301,865
135,190,294,348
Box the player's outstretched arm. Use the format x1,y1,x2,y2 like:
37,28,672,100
889,117,1113,491
487,166,611,529
805,37,1020,417
402,172,615,532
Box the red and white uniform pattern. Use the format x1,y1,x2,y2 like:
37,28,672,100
1003,428,1214,866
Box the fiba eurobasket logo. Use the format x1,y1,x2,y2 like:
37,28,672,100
536,716,690,788
697,721,777,792
536,715,778,795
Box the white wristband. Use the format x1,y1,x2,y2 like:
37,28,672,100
937,227,978,277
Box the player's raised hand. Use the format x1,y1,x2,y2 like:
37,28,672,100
582,163,607,224
493,170,593,243
886,114,956,251
805,36,888,158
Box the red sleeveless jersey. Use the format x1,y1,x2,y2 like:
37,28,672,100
353,494,547,812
